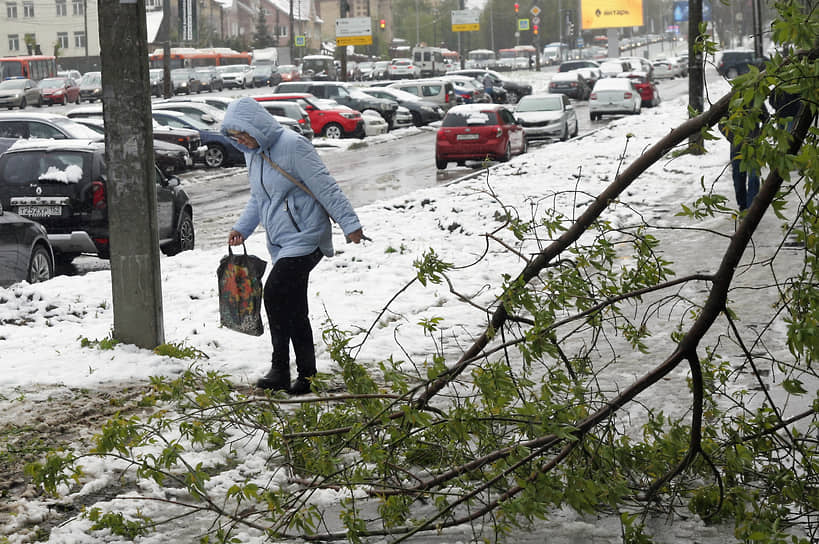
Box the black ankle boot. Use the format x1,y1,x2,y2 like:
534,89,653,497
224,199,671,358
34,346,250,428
288,375,313,395
256,360,290,390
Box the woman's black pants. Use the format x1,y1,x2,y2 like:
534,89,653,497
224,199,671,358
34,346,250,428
263,248,323,378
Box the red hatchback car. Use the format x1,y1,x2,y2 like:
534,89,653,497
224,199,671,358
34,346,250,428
619,72,660,107
38,76,81,106
435,103,527,170
254,93,364,139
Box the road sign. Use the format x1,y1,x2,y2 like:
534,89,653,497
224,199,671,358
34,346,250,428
295,35,306,47
530,6,541,16
452,9,480,32
518,18,530,31
532,16,540,24
336,16,373,46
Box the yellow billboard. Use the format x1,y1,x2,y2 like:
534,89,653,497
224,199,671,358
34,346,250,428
581,0,644,29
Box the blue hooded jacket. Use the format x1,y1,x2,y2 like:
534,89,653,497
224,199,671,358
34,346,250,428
221,97,362,264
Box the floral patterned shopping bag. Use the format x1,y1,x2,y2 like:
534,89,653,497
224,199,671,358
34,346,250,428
217,244,267,336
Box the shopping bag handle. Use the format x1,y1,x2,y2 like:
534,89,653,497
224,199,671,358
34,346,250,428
227,242,250,258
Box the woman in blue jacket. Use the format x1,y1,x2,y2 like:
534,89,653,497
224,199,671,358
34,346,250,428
222,97,364,394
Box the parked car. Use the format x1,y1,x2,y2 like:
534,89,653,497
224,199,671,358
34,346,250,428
215,65,253,89
151,109,245,168
445,69,533,103
254,93,364,139
0,79,43,109
619,71,660,107
250,64,278,87
278,64,300,82
388,58,420,80
619,56,655,80
388,78,456,111
598,60,632,78
0,202,54,286
0,111,102,140
514,93,578,141
391,106,414,130
557,60,602,86
442,75,488,104
434,103,527,170
38,76,81,106
300,55,338,81
589,77,642,120
273,81,399,129
651,58,680,79
78,71,102,102
163,95,235,112
57,69,82,81
70,117,195,175
548,71,591,100
256,100,314,140
149,68,165,97
194,67,224,92
62,105,206,164
170,68,202,95
362,110,388,136
358,86,444,126
0,139,194,262
367,60,390,80
153,100,224,125
717,49,766,79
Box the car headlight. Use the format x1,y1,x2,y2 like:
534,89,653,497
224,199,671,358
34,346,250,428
341,112,358,119
420,106,434,113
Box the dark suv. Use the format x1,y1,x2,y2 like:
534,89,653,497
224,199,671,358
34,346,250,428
717,49,767,79
443,69,532,104
272,81,399,129
0,140,194,263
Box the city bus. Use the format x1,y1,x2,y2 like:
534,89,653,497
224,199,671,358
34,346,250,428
148,48,250,69
0,55,57,81
466,49,497,69
497,45,535,71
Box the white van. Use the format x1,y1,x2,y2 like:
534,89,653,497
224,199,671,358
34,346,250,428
412,46,447,77
542,42,570,65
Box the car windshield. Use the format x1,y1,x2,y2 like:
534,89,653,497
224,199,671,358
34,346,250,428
516,96,563,112
279,64,297,72
81,73,101,85
0,79,27,89
39,78,64,87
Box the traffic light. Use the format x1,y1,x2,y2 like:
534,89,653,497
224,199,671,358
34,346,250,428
380,18,386,29
533,24,538,35
514,2,519,12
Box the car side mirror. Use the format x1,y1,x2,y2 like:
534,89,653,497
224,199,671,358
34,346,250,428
201,114,216,124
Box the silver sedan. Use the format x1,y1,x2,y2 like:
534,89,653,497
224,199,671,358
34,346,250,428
0,78,43,109
514,93,579,141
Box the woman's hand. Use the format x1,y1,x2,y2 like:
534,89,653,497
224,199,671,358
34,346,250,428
346,228,365,244
228,230,244,246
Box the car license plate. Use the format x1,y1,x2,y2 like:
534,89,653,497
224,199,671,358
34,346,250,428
17,205,62,218
457,134,480,141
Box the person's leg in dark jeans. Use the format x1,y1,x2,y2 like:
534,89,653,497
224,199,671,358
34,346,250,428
257,249,323,393
731,144,748,210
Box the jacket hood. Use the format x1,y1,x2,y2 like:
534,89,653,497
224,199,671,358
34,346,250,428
221,97,283,153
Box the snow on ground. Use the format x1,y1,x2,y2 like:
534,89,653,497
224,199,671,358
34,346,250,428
1,70,808,543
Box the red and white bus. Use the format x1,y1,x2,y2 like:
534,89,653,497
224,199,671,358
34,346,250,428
0,55,57,81
148,48,250,69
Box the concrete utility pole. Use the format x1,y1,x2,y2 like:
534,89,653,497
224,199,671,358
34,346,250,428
98,0,165,348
